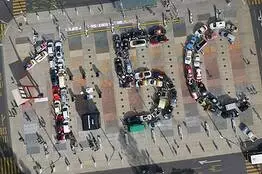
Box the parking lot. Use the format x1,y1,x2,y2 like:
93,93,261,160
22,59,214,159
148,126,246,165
1,0,262,174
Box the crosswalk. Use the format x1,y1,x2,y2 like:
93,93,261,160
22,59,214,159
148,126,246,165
0,23,6,41
247,0,262,5
0,157,20,174
12,0,26,16
245,160,261,174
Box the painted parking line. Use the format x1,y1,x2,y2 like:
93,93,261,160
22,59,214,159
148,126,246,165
67,19,182,38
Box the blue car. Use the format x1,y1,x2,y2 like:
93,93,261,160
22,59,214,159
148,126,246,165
186,36,197,50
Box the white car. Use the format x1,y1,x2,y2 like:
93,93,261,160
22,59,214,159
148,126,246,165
193,54,201,68
25,60,37,71
195,25,208,37
47,41,54,57
209,21,226,30
225,23,238,33
57,59,65,70
184,50,193,65
55,41,63,59
239,123,258,142
219,30,235,44
195,68,202,82
135,71,152,80
130,39,147,48
34,51,48,63
54,100,62,115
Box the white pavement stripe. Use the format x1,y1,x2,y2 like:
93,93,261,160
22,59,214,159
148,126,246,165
256,28,260,39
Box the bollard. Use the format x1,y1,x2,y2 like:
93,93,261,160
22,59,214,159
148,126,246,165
151,128,156,143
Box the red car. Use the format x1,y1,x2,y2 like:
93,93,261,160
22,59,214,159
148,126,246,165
56,126,64,134
57,134,66,141
185,65,193,82
55,114,64,122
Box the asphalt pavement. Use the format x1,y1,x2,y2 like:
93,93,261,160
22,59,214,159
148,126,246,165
0,44,12,155
0,1,13,23
83,152,247,174
249,4,262,81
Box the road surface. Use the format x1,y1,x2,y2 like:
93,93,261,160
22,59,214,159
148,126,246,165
83,153,247,174
249,3,262,81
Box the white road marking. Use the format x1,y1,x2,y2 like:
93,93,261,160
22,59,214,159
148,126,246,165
199,159,222,165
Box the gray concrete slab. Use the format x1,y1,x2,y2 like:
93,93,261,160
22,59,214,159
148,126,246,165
68,36,82,50
15,37,30,45
197,13,211,21
173,22,186,37
94,32,109,54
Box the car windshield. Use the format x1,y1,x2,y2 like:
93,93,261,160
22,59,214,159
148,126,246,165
133,40,145,45
144,72,150,76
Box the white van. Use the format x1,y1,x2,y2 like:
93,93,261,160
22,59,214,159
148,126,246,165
58,73,66,88
62,105,70,120
209,21,226,30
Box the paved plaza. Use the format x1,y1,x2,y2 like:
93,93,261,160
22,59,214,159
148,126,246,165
1,0,262,174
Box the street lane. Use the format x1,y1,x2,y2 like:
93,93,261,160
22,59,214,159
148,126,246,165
0,45,12,155
0,1,13,23
249,4,262,81
83,153,247,174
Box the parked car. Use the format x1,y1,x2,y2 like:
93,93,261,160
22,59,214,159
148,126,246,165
34,51,48,63
198,82,208,96
148,78,163,87
195,68,202,82
135,71,152,80
49,60,57,70
35,41,47,54
122,39,130,50
55,41,63,59
148,25,166,36
219,30,235,44
135,79,148,87
57,133,66,141
195,25,208,37
47,40,54,57
193,53,201,68
114,41,121,51
209,21,226,30
149,35,168,45
54,100,61,115
114,58,125,78
188,79,199,100
195,38,207,52
130,39,147,48
25,60,37,71
225,23,238,33
184,50,193,65
112,34,121,42
205,29,218,40
50,69,59,86
186,36,197,50
185,65,193,82
123,59,133,74
239,122,258,142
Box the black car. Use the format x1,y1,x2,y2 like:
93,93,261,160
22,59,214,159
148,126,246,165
198,82,208,96
121,32,131,41
50,69,58,86
114,58,125,77
114,41,121,52
149,35,168,45
122,39,130,50
112,34,120,42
